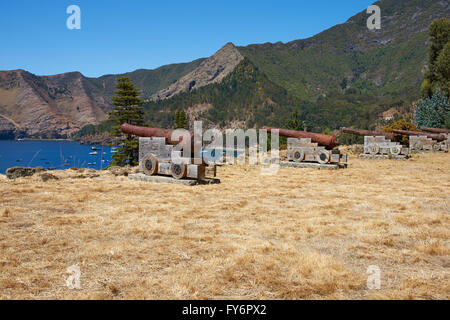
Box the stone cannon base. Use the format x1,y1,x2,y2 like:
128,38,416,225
280,161,347,170
128,173,220,186
359,154,410,160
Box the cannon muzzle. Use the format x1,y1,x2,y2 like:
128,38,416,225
420,127,450,134
392,129,447,142
263,126,339,149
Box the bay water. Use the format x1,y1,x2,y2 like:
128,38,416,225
0,140,114,174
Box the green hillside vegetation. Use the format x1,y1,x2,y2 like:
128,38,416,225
142,0,448,132
75,0,449,136
143,58,301,129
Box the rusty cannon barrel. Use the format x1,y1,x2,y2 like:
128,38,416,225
263,126,339,149
342,127,395,141
420,127,450,134
392,129,447,142
120,123,194,145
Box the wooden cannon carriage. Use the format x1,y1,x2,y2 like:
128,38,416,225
263,126,347,168
121,123,217,180
392,129,449,153
342,128,410,159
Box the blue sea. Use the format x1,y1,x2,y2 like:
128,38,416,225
0,140,247,174
0,140,114,174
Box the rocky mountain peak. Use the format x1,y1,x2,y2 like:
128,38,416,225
151,42,244,100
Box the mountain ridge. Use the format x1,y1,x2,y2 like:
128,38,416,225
150,43,244,101
1,0,448,138
0,59,205,138
141,0,449,131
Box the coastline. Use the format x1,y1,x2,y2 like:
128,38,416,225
18,138,75,142
5,136,115,145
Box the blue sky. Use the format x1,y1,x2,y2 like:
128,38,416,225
0,0,375,77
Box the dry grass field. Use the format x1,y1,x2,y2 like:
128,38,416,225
0,152,449,299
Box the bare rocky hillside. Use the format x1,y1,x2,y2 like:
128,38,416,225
151,43,243,100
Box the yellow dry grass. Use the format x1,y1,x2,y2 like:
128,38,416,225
0,152,449,300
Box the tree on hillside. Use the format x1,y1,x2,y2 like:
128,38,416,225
273,110,305,148
414,89,450,129
285,110,304,131
108,77,144,166
434,42,450,93
422,18,450,97
174,109,188,129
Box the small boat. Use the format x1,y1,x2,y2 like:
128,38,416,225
91,146,99,150
16,159,22,162
89,152,98,155
88,162,96,166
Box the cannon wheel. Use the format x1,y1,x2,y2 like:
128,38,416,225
390,146,401,156
368,144,380,155
317,150,330,164
142,154,158,176
293,149,304,162
413,141,423,151
170,163,187,179
432,143,441,152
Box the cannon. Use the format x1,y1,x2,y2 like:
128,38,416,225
392,129,447,142
263,126,339,149
342,127,409,158
392,129,449,152
420,127,450,134
342,128,395,141
263,126,346,166
120,123,216,180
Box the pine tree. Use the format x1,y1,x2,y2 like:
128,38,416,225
174,109,188,129
174,110,180,128
434,42,450,96
108,77,144,166
286,110,304,131
275,110,305,148
422,18,450,97
414,89,450,129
